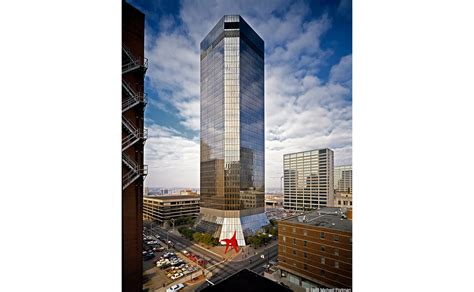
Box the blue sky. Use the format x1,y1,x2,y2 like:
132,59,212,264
129,0,352,188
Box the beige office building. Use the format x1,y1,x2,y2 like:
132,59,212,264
283,149,334,210
333,193,352,208
143,195,200,223
334,165,352,194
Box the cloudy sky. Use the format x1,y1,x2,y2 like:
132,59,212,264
129,0,352,189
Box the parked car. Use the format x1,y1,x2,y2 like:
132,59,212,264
171,273,183,280
143,253,154,261
160,263,171,270
166,283,185,292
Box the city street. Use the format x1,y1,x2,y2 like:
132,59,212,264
146,225,278,290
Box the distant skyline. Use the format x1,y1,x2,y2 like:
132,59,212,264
132,0,352,188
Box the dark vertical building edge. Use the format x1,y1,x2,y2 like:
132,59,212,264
122,1,146,291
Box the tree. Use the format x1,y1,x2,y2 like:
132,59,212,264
269,227,278,237
178,227,195,240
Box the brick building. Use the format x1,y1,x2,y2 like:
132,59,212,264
122,1,147,291
276,207,352,289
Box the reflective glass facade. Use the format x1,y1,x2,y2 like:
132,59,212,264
199,15,267,245
283,149,335,211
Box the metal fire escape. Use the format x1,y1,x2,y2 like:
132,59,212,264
122,45,148,190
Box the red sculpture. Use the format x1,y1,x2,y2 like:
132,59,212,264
221,231,239,254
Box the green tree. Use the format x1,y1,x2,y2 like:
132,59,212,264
193,232,202,242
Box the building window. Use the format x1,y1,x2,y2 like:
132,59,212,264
293,238,296,245
320,269,325,276
303,230,308,236
292,227,296,233
321,245,325,252
283,236,286,242
304,240,307,247
304,264,308,270
292,250,296,255
320,232,325,239
283,226,286,231
335,261,339,268
304,252,307,258
334,249,339,256
334,235,339,242
338,200,341,205
350,201,352,206
321,257,325,264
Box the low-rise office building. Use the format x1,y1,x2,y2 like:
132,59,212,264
143,195,200,223
265,194,284,209
276,207,352,289
334,193,352,208
179,189,198,196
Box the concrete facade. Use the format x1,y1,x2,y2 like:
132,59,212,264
143,195,200,223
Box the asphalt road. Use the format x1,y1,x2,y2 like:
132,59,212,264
200,244,278,289
151,227,222,266
145,225,278,291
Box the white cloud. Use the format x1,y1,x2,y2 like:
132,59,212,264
264,52,352,188
330,54,352,86
175,99,200,131
145,28,200,130
145,124,199,187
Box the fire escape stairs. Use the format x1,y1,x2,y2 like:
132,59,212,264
122,46,148,75
122,44,148,191
122,81,147,113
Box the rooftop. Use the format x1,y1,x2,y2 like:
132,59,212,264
281,207,352,233
283,148,333,158
202,268,291,292
143,195,199,201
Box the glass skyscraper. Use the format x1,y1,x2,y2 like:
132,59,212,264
197,15,268,246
